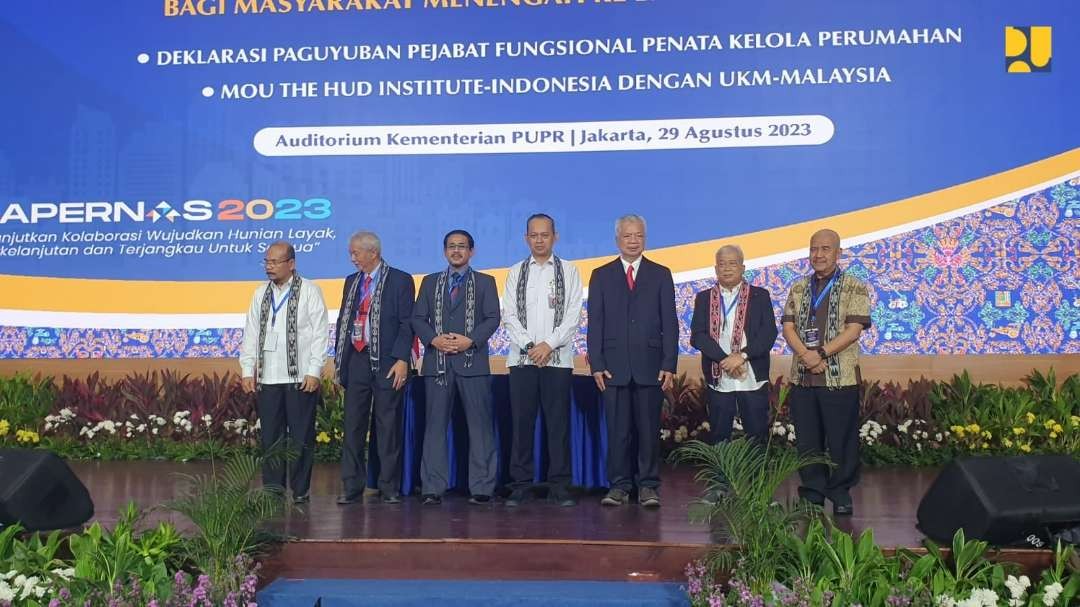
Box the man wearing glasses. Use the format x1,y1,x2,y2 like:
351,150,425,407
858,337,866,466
332,231,415,505
239,240,329,504
412,230,501,505
690,245,778,448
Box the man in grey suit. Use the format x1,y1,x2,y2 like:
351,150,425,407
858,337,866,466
412,229,501,505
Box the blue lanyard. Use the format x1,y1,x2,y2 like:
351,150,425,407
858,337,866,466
448,271,464,293
270,287,291,327
720,292,739,328
359,271,376,300
810,271,839,312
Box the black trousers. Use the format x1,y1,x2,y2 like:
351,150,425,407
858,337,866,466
420,368,497,497
341,350,405,498
256,382,318,497
788,385,861,506
508,365,573,490
708,384,770,445
603,381,662,493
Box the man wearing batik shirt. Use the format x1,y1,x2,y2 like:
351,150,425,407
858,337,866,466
781,229,872,517
239,240,329,504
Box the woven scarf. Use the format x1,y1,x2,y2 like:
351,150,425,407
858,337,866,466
334,263,392,376
793,270,845,387
515,256,566,364
433,267,476,384
708,281,750,387
256,273,302,383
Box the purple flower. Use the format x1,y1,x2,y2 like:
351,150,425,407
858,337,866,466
59,588,72,600
48,600,61,607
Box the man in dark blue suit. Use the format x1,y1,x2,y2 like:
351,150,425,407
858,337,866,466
587,214,678,508
333,231,415,505
412,229,501,505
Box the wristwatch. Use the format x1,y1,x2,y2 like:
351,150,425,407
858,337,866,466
815,346,828,359
521,341,535,355
739,351,749,361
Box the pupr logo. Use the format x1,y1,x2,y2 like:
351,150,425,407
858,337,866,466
146,201,181,223
1005,26,1051,73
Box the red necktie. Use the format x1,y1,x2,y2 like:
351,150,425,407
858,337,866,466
626,265,635,291
352,274,373,352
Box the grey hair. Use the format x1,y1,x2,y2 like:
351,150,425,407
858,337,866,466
715,244,745,265
349,231,381,253
614,214,647,235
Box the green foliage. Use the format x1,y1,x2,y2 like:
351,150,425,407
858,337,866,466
670,438,826,594
0,373,56,429
164,448,287,593
67,502,182,601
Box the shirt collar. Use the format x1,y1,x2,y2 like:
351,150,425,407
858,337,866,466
813,268,838,285
620,256,642,272
719,281,743,296
529,256,555,267
271,275,294,294
449,266,470,278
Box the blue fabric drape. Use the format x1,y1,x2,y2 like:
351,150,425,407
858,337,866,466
369,376,609,494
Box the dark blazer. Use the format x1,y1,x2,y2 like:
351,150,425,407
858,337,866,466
334,265,416,388
690,284,778,386
412,268,500,377
586,257,678,387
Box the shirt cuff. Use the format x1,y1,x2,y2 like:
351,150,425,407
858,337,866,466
780,314,795,323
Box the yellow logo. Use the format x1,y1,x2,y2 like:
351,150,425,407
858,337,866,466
1006,26,1051,72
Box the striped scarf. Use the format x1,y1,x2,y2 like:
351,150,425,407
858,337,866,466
334,263,392,378
708,281,750,387
256,274,302,383
515,256,566,364
433,267,476,384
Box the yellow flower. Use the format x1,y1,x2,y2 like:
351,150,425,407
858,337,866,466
1012,427,1026,436
950,425,966,436
1049,432,1058,439
1025,412,1036,424
15,429,40,444
981,442,989,449
1044,419,1057,430
967,423,981,434
1020,443,1032,453
981,430,992,439
316,431,331,444
0,419,9,436
1071,415,1079,428
1052,424,1063,434
1003,438,1013,448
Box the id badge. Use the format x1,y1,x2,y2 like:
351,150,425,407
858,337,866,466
352,320,363,339
802,328,820,348
548,292,558,309
263,333,278,352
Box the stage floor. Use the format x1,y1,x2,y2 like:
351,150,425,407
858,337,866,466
71,460,937,548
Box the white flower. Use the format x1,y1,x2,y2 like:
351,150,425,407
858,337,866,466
53,568,75,580
156,417,166,426
700,422,710,431
732,418,743,431
152,428,159,435
130,414,140,420
202,414,212,425
1043,582,1063,606
970,589,998,606
771,423,787,437
137,424,146,432
254,419,261,430
0,582,13,602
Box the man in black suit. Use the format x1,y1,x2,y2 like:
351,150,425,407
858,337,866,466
412,229,501,505
690,245,778,447
587,214,678,508
333,231,415,505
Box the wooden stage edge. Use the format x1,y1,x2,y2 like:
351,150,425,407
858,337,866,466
2,354,1078,386
258,539,1055,583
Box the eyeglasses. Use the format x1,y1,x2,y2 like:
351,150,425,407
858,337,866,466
262,258,292,267
445,244,470,252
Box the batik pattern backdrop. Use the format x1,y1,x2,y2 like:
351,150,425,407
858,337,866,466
3,178,1074,358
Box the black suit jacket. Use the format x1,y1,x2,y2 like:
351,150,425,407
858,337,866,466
690,284,778,386
335,266,416,388
586,257,678,387
412,268,500,377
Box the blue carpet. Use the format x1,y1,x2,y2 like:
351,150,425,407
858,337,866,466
257,579,690,606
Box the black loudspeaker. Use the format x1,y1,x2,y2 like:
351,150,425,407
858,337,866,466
0,449,94,531
917,455,1080,547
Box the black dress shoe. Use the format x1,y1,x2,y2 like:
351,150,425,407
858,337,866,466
550,488,576,507
505,489,530,507
833,503,854,516
422,494,442,506
382,494,402,504
336,493,362,505
292,494,310,504
468,494,492,505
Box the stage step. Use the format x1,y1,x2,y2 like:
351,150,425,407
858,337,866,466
257,578,690,606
